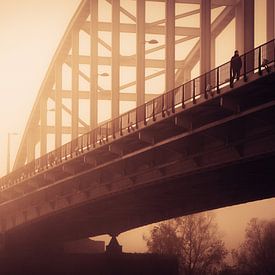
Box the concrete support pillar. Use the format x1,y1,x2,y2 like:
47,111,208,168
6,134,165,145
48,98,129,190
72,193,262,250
165,0,175,92
40,96,47,156
106,235,122,254
55,62,62,148
72,30,79,139
90,0,98,129
200,0,211,74
235,0,255,54
136,0,145,106
112,0,120,117
267,0,275,41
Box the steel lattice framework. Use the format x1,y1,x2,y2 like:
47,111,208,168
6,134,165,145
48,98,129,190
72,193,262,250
13,0,274,170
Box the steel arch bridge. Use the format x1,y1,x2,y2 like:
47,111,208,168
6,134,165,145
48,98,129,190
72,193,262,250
0,0,275,253
13,0,275,170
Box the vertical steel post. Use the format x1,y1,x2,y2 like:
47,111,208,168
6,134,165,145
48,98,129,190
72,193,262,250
6,134,10,174
27,130,35,163
40,96,47,156
112,0,120,118
55,62,62,148
235,0,254,54
72,29,79,139
136,0,145,106
267,0,275,42
90,0,98,129
211,37,216,70
183,68,191,100
165,0,175,92
200,0,211,74
267,0,275,64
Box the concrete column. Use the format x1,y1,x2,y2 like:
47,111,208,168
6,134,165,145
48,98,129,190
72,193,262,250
90,0,98,129
267,0,275,41
55,62,62,148
72,29,79,139
200,0,211,74
165,0,175,92
112,0,120,117
136,0,145,106
235,0,255,54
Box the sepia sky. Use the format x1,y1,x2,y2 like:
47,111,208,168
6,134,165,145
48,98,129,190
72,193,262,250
0,0,274,253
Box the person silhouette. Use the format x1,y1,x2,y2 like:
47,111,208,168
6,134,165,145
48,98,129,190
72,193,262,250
230,50,242,87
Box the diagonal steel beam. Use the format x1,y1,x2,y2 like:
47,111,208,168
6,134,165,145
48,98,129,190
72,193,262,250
148,9,200,26
82,22,200,36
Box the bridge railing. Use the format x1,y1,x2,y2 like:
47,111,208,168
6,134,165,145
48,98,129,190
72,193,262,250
1,39,274,192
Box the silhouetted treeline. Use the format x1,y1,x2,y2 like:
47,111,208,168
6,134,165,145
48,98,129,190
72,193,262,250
231,218,275,275
144,214,275,275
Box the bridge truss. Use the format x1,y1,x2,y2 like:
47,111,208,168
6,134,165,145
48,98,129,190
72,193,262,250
13,0,274,170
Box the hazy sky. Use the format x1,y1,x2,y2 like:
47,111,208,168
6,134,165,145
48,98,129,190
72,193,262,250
0,0,274,253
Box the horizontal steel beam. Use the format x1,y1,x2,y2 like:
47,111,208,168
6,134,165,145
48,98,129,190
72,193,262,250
50,90,159,102
39,126,88,135
66,55,184,68
147,0,237,5
82,22,200,36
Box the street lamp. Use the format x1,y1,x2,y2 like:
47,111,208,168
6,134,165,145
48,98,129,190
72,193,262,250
7,132,19,174
145,39,159,44
98,72,109,77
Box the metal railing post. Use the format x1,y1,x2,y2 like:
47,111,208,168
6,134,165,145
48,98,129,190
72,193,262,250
162,94,165,117
182,84,185,108
153,99,156,121
216,67,220,93
120,116,123,136
144,104,147,126
243,54,247,82
258,46,262,75
192,79,196,104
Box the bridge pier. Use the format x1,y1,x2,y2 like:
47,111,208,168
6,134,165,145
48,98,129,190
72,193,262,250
106,234,123,254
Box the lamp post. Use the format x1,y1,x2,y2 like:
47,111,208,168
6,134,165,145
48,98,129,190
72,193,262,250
145,39,159,44
98,72,109,77
7,132,19,174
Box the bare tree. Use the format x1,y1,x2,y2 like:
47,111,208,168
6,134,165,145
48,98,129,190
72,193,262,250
144,212,228,275
232,218,275,274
